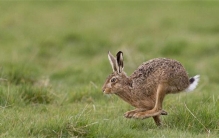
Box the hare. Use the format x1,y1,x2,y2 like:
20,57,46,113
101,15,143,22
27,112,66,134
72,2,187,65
102,51,200,126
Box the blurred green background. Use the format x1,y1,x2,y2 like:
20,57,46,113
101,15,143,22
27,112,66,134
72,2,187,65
0,1,219,137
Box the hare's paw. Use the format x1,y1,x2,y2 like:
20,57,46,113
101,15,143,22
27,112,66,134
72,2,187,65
161,110,168,115
124,110,138,118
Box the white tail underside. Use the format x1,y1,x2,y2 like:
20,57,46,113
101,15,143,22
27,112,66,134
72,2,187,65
185,75,200,92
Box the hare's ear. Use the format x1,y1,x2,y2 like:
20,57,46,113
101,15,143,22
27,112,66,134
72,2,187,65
116,51,124,73
108,51,118,72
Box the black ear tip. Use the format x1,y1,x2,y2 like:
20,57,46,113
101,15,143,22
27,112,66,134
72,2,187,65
116,51,123,56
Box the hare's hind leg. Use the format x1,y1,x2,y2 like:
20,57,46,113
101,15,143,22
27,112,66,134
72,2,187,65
133,83,167,119
153,115,161,126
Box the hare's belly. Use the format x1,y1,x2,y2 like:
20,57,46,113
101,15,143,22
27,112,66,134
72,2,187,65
131,98,155,109
127,90,156,109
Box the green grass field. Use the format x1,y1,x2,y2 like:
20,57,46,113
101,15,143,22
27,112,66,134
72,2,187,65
0,1,219,137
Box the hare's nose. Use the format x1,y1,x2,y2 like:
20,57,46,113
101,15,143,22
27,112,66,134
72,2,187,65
102,88,105,93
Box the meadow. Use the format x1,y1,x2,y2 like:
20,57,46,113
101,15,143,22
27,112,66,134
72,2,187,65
0,1,219,137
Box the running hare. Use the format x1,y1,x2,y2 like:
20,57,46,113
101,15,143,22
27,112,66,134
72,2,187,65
102,51,200,126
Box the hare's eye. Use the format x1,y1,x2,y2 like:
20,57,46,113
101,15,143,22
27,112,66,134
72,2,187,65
111,78,116,83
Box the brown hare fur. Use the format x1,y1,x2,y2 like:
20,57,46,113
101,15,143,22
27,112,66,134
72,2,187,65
102,51,200,126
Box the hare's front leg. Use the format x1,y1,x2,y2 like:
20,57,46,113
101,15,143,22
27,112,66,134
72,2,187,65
133,83,167,119
124,108,146,118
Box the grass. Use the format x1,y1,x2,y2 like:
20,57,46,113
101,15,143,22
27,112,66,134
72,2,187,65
0,1,219,137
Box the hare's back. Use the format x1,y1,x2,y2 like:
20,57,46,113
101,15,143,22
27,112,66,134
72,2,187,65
131,58,189,89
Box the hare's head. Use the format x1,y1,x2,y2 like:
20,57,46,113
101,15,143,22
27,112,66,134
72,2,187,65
102,51,132,94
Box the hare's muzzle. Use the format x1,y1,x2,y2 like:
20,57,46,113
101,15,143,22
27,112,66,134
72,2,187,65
102,86,105,93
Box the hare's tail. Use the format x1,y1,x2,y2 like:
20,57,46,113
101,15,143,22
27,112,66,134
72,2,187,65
185,75,200,92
